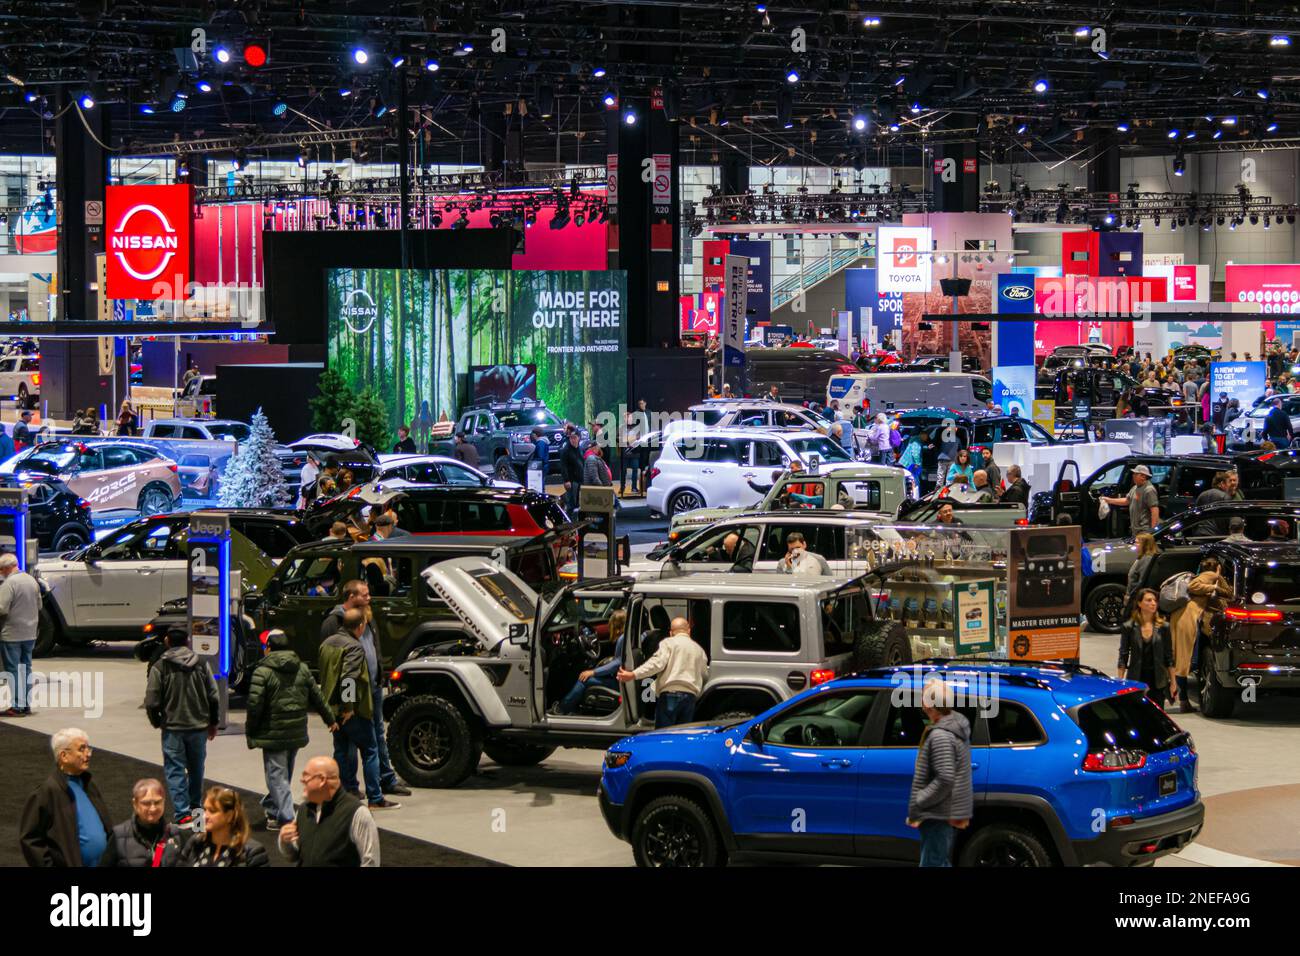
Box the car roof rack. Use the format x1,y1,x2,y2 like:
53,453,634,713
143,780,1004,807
912,656,1107,676
465,396,545,410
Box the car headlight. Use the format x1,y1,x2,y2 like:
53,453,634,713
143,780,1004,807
604,750,631,769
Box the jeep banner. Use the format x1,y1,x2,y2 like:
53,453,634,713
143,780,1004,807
326,269,628,435
1007,525,1082,661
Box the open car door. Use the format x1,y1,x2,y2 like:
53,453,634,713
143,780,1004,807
530,575,633,724
1051,459,1084,525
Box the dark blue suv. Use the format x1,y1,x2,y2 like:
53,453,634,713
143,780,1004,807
599,661,1204,867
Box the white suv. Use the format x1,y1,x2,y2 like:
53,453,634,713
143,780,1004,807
646,427,856,517
0,353,40,409
664,399,833,435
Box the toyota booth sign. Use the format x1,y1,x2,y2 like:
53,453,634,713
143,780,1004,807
105,183,194,300
876,225,933,293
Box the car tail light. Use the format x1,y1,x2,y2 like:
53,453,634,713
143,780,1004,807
31,372,40,386
810,669,836,686
1137,842,1160,854
1111,815,1135,828
167,464,178,473
1082,749,1147,771
646,466,659,485
1225,606,1282,623
1015,518,1029,525
389,670,403,682
142,623,154,634
837,363,858,373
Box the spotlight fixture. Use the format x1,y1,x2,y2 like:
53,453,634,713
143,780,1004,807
862,16,881,27
296,152,306,168
1267,121,1280,133
1212,129,1223,140
602,91,617,108
243,43,267,67
339,87,352,97
1074,26,1091,37
140,103,156,114
352,47,369,65
424,58,440,72
1015,123,1028,135
592,66,606,78
79,92,95,109
214,46,232,64
623,108,637,125
1032,75,1049,94
169,94,186,113
786,68,800,84
1221,116,1237,126
1115,121,1130,132
390,53,406,68
852,114,867,131
1173,148,1185,176
197,80,212,93
1271,35,1291,47
273,100,288,117
1257,87,1271,99
1167,129,1180,139
430,212,443,226
1250,212,1260,225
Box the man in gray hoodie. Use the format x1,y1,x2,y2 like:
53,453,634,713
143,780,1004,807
143,629,220,827
906,679,974,867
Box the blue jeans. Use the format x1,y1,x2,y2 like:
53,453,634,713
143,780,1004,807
161,729,208,820
370,683,399,789
558,673,618,714
565,481,582,514
260,750,297,824
654,691,697,728
334,714,382,804
1,639,34,712
918,819,955,867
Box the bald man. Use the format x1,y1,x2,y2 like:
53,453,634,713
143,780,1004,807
618,617,709,727
712,531,756,568
278,756,380,867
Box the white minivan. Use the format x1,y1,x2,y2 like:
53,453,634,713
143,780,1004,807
827,371,993,414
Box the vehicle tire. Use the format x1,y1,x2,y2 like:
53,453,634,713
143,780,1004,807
51,524,89,552
137,483,175,517
34,608,59,658
849,620,912,671
958,823,1053,867
387,694,482,788
1084,582,1127,634
667,489,705,515
493,454,517,483
482,738,556,767
631,794,725,868
1197,648,1236,719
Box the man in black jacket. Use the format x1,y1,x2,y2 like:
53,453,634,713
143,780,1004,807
999,465,1031,505
20,727,113,867
101,778,189,867
143,629,220,827
279,756,380,866
561,431,584,514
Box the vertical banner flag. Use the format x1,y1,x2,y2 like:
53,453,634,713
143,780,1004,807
730,239,771,326
876,225,933,293
723,255,749,391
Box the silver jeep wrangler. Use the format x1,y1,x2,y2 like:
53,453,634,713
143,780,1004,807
383,556,911,788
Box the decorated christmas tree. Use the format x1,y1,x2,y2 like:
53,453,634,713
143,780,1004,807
347,389,392,452
308,367,353,434
217,407,290,508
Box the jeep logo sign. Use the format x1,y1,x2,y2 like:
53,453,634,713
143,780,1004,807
877,225,932,293
105,184,193,300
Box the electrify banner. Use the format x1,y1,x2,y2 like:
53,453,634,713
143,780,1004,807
105,184,193,300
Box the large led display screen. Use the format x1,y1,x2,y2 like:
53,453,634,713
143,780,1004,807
326,269,627,434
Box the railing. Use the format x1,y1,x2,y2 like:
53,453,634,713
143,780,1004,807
771,241,871,310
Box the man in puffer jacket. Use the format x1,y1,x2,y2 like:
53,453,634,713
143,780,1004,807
143,629,220,828
906,679,974,867
101,778,189,867
245,630,336,830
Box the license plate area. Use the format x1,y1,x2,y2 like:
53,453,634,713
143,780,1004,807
1159,771,1177,796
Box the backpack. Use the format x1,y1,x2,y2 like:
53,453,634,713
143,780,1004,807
1158,571,1193,615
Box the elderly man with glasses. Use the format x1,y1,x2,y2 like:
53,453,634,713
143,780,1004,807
20,728,113,867
278,756,380,867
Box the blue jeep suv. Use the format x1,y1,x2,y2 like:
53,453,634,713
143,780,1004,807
599,661,1204,867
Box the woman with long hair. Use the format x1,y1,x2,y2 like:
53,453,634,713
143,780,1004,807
944,447,975,488
1117,588,1175,707
1126,533,1159,603
1168,556,1234,712
175,787,268,867
115,400,138,437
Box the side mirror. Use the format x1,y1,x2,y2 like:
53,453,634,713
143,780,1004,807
746,721,765,746
264,578,283,605
508,623,529,645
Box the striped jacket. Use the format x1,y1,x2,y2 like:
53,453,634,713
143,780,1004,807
907,711,974,822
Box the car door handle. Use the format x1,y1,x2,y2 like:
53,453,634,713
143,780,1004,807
820,759,853,768
701,468,713,474
138,569,155,575
741,472,756,479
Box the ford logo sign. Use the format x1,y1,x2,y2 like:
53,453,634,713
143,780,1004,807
1002,285,1033,301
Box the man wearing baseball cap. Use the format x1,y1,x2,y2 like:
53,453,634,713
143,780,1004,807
1101,465,1161,534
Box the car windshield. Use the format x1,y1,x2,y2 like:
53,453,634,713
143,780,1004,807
786,436,852,462
208,423,250,442
27,447,77,468
689,409,726,426
497,409,561,429
1248,568,1300,604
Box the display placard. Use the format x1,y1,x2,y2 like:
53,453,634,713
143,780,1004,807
953,579,996,654
1007,525,1082,661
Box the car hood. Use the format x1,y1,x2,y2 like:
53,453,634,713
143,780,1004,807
421,555,540,650
619,721,728,745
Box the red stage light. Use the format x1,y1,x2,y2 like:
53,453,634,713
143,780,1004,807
243,43,267,67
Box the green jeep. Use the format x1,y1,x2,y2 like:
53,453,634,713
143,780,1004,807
257,535,559,670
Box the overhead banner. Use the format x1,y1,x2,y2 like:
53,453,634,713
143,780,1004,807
723,254,748,388
1225,264,1300,334
1007,525,1082,662
105,184,193,300
845,267,902,347
327,269,627,435
876,225,933,293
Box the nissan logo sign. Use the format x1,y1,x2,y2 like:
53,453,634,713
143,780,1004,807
342,288,379,335
109,204,180,281
1002,285,1033,301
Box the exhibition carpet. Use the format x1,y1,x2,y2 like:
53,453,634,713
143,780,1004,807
0,721,501,867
